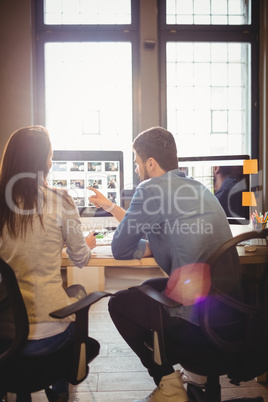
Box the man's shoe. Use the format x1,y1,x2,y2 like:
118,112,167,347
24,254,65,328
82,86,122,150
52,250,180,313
45,387,68,402
180,368,207,386
134,371,189,401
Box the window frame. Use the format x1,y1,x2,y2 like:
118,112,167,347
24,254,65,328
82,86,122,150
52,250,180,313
33,0,140,152
157,0,260,159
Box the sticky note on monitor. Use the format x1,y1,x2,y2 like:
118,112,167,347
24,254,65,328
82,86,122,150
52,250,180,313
243,159,258,174
242,192,257,207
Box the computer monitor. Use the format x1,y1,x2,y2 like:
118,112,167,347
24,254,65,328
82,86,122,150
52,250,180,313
178,155,250,225
48,150,123,229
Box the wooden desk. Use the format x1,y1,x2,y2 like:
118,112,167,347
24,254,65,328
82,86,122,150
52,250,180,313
237,245,268,264
62,246,162,293
62,245,268,293
62,246,159,268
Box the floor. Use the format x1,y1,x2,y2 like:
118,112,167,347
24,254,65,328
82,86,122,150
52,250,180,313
7,266,268,402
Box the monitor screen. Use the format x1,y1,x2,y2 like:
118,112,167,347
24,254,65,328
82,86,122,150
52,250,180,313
48,150,123,229
178,155,250,225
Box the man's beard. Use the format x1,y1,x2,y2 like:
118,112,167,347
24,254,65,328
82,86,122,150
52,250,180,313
139,165,150,181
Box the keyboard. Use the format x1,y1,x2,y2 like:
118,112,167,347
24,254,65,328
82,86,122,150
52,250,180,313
237,237,267,247
83,229,115,246
249,238,267,246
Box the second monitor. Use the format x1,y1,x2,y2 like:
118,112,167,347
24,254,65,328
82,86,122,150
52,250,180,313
178,155,250,225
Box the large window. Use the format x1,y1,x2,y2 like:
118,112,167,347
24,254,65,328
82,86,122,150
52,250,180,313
44,42,132,149
34,0,138,188
166,41,251,156
44,0,132,25
159,0,259,158
34,0,260,190
166,0,252,25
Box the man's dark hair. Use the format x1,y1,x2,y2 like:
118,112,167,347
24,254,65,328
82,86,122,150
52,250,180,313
133,127,178,172
218,166,233,177
218,165,244,182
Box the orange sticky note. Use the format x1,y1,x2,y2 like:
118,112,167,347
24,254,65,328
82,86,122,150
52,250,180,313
243,159,258,174
242,192,257,206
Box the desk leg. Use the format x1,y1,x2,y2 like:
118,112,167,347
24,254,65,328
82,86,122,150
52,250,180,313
66,266,105,293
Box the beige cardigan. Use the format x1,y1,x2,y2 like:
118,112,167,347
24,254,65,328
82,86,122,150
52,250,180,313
0,187,91,337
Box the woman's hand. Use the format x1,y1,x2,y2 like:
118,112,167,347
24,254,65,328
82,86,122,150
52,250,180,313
85,231,97,250
88,187,115,212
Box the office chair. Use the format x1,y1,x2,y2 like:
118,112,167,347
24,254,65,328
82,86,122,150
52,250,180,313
135,229,268,402
0,257,112,402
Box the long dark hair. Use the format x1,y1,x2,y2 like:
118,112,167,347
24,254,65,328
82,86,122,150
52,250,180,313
0,125,52,238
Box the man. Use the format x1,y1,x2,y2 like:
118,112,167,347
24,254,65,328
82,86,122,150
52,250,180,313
213,165,245,221
89,127,241,402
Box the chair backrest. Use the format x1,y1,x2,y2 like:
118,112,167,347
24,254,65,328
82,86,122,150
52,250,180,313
198,229,268,381
0,258,29,365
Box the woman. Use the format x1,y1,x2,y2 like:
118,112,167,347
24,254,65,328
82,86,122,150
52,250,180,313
0,126,96,401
